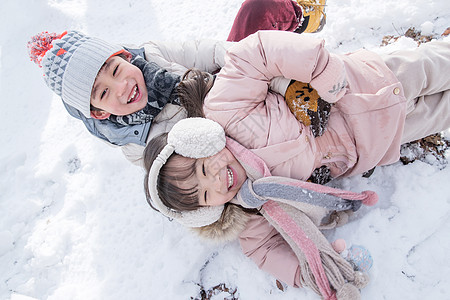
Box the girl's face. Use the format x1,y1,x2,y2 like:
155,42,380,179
180,147,247,207
90,55,148,118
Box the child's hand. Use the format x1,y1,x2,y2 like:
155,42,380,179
284,80,331,137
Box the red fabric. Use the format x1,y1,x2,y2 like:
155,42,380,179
27,31,67,67
227,0,302,42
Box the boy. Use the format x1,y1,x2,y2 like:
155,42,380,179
28,30,227,165
27,1,327,165
27,30,311,166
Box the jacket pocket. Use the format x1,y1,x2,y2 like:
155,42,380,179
334,83,407,176
336,82,406,115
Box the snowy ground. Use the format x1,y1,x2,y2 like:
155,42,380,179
1,0,450,299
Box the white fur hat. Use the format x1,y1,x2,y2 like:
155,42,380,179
148,118,227,227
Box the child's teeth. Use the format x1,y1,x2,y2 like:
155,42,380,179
227,168,233,188
128,86,137,103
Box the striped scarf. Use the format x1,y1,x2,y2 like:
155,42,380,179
110,55,180,125
227,137,375,300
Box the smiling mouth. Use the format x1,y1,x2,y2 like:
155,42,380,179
227,167,234,189
127,85,140,104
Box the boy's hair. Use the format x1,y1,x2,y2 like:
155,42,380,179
143,133,203,212
28,30,124,118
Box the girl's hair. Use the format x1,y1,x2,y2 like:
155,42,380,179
143,69,260,217
143,134,259,216
143,69,214,213
176,68,214,118
143,132,203,212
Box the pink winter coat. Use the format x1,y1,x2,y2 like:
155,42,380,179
203,31,407,287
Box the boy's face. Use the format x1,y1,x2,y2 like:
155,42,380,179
180,148,246,207
90,55,148,119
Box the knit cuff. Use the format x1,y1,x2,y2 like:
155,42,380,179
310,54,347,104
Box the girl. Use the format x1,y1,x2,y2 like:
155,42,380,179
145,30,450,296
184,30,450,181
144,117,376,299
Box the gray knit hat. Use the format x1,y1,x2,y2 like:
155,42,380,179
28,31,124,117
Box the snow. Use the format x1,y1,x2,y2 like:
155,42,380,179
421,21,435,35
1,0,450,299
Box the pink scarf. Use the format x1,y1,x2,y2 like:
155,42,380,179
227,137,374,299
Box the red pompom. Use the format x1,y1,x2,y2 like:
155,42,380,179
27,31,66,67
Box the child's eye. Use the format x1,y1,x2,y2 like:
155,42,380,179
100,88,108,99
204,191,208,204
113,65,119,76
202,162,206,176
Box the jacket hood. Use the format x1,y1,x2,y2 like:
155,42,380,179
191,204,250,243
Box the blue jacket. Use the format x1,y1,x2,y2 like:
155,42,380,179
62,47,151,146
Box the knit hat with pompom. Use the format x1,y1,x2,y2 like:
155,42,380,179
27,31,124,118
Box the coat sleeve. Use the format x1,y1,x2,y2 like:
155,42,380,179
139,38,290,95
208,30,347,107
239,214,302,288
139,39,232,75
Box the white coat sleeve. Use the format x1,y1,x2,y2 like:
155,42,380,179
140,39,232,76
139,38,291,96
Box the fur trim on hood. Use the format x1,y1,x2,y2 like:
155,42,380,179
190,204,250,243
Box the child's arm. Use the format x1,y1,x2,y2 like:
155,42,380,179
121,103,187,167
138,39,231,75
210,30,347,106
203,31,344,150
138,39,291,96
239,214,302,287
